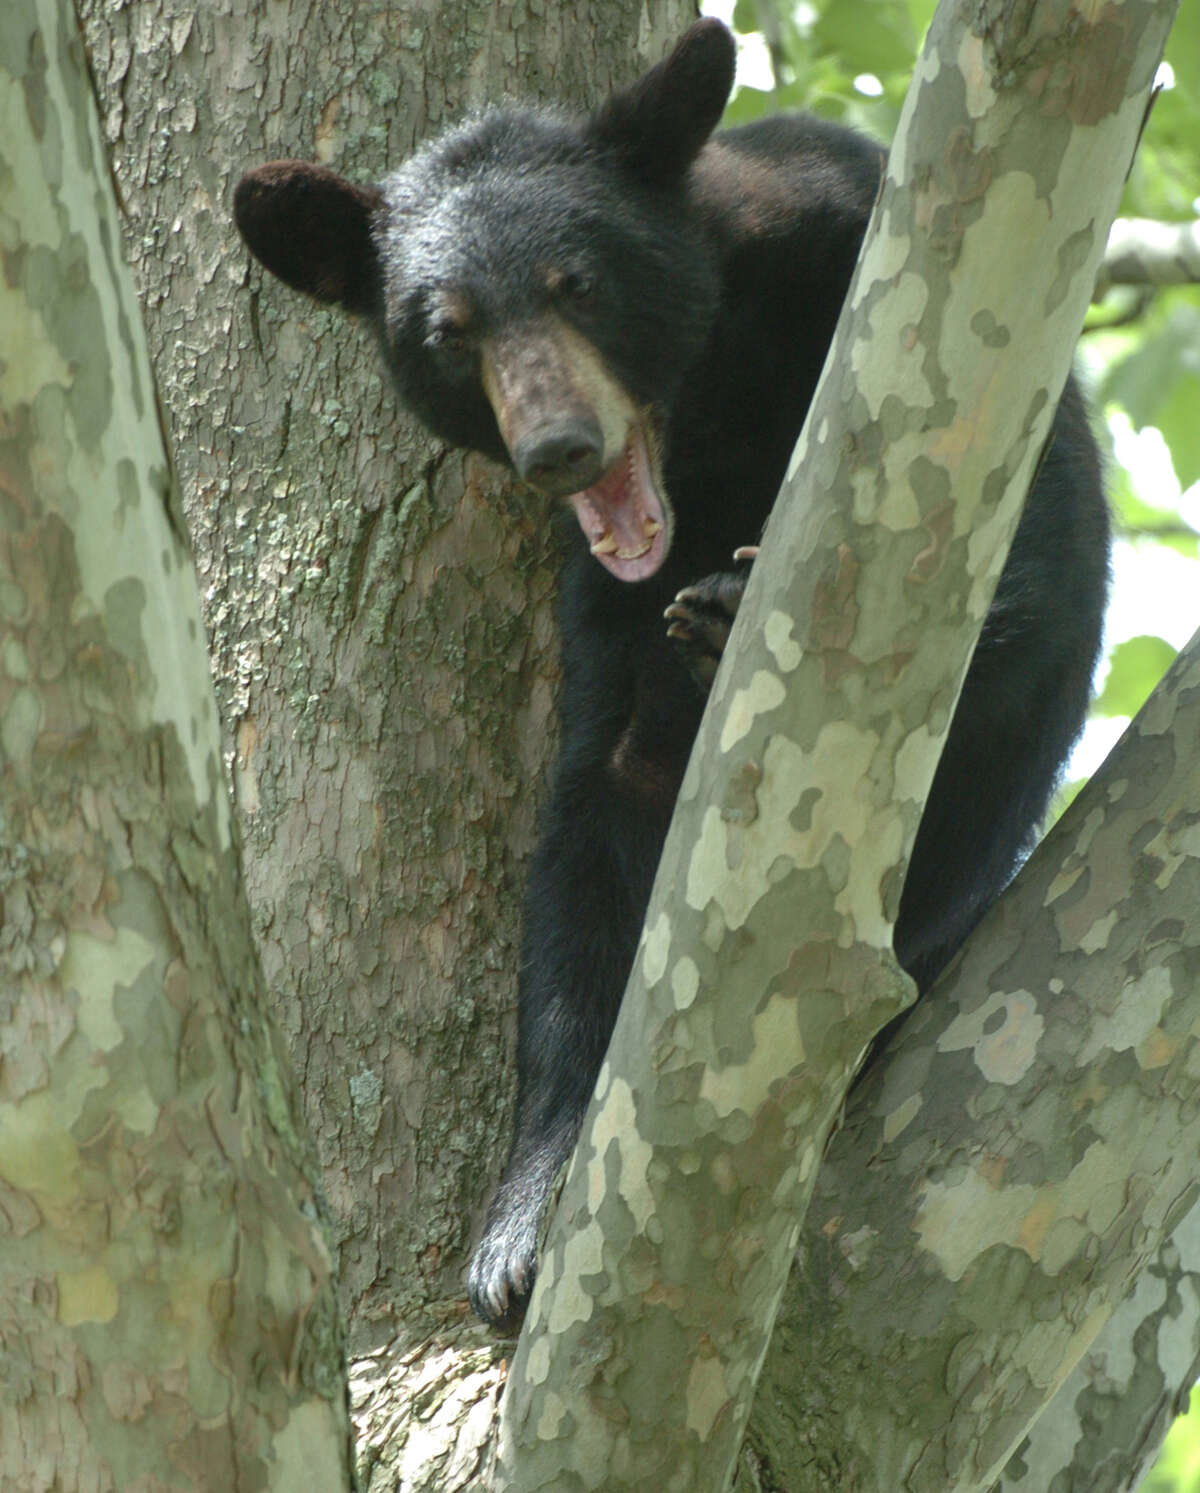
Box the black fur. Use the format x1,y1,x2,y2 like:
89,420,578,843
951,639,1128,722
234,19,1109,1334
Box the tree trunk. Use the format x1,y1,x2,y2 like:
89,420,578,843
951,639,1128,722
72,0,691,1486
1,1,350,1484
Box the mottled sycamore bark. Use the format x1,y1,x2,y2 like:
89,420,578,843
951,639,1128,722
0,1,349,1487
753,628,1200,1489
497,3,1180,1491
994,1191,1200,1493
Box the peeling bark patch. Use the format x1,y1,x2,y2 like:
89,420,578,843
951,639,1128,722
687,1351,730,1441
0,684,43,783
1016,9,1140,128
763,611,801,672
810,543,861,658
852,271,933,419
24,239,114,448
642,911,672,987
686,725,881,931
1047,225,1098,317
957,30,998,118
719,668,786,753
938,989,1044,1084
671,956,700,1011
63,924,154,1052
0,1093,84,1197
548,1225,604,1332
57,1264,119,1325
699,994,805,1121
590,1076,654,1234
894,724,942,806
970,309,1010,348
1077,965,1173,1069
916,1139,1127,1280
882,1091,923,1143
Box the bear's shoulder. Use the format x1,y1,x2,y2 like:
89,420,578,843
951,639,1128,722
692,115,883,252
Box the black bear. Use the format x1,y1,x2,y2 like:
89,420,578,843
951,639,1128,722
234,19,1110,1333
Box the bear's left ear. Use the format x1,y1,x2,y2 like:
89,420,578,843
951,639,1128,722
587,19,736,184
233,161,385,316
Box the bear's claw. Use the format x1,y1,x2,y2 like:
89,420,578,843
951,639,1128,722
664,548,758,692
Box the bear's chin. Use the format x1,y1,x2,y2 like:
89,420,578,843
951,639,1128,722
568,427,673,582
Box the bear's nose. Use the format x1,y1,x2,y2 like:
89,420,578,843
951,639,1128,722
513,417,606,495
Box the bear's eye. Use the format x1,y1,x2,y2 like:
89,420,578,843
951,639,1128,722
425,324,470,357
556,270,596,305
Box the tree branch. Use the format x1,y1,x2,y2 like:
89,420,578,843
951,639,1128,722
756,627,1200,1489
993,1190,1200,1493
1095,217,1200,296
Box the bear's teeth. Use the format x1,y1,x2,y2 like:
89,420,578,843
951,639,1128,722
592,529,653,560
644,519,663,537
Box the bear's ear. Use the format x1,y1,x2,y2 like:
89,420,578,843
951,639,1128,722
233,161,385,316
587,19,736,184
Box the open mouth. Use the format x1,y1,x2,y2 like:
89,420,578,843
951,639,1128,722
567,426,673,582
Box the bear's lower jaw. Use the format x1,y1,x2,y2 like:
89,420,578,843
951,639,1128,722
568,425,673,582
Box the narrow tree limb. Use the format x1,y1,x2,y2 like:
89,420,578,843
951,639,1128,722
1095,217,1200,296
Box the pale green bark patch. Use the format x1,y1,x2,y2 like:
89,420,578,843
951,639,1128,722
763,611,801,672
57,1263,119,1325
699,994,806,1121
1078,965,1174,1068
719,669,786,753
938,990,1045,1085
0,683,42,782
63,923,154,1051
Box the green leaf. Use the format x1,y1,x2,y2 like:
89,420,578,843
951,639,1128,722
1144,1391,1200,1492
1094,635,1177,718
905,0,937,48
1101,303,1200,441
1154,373,1200,491
731,0,758,36
723,85,777,127
811,0,915,83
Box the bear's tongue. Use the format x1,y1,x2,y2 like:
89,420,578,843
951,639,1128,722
568,431,668,582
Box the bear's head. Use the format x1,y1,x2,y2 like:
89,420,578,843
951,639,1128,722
233,19,736,582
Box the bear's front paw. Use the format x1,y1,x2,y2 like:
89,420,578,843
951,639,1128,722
467,1211,540,1336
664,546,758,692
